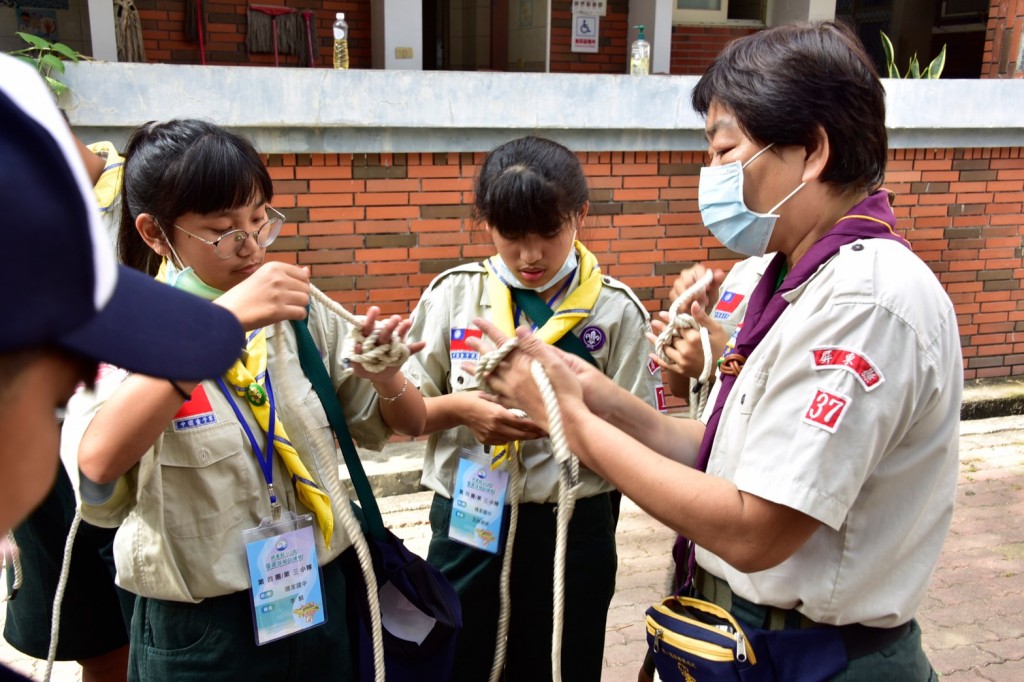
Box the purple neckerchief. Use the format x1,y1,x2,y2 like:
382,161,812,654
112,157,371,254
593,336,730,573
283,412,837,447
677,190,911,591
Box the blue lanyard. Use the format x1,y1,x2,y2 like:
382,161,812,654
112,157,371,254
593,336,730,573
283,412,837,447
513,267,577,329
216,371,281,511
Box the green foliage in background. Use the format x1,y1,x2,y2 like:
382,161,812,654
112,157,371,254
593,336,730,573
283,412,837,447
7,32,84,97
881,31,946,79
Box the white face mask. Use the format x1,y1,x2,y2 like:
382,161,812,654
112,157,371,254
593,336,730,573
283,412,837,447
697,144,805,257
491,236,578,293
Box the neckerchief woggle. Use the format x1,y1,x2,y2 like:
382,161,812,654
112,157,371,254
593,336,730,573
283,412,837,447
484,240,603,468
676,190,911,589
156,259,335,547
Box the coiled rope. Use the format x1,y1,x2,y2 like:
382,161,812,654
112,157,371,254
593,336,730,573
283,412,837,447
654,270,715,419
309,287,412,374
475,338,581,682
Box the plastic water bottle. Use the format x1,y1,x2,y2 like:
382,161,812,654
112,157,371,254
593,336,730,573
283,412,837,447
332,12,349,69
629,25,650,76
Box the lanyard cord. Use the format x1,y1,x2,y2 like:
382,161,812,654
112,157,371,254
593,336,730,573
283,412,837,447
216,373,281,513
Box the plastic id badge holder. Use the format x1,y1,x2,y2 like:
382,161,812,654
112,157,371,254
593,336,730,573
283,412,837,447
448,447,509,554
243,511,326,645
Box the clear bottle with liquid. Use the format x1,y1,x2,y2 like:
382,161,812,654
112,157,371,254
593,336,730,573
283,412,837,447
629,25,650,76
332,12,349,70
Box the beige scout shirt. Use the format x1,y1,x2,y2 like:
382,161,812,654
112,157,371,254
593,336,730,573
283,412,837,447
406,260,664,504
697,240,962,627
62,294,393,603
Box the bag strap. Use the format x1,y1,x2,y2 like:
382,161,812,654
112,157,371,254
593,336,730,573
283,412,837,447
510,288,598,366
291,316,387,543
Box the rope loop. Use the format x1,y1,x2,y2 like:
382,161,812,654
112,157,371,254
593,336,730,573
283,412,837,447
310,286,411,373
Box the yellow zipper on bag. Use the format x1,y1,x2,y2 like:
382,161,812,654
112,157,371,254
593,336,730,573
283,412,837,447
645,619,735,662
650,598,757,663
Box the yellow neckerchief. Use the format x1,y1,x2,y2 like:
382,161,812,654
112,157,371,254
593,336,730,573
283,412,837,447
223,329,335,547
483,240,603,468
154,265,335,546
86,141,124,216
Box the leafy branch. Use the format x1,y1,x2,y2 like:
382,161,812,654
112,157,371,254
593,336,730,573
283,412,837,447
7,32,85,97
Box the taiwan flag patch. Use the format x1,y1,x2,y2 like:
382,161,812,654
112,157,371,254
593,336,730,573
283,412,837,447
172,385,217,431
712,291,745,320
450,328,483,361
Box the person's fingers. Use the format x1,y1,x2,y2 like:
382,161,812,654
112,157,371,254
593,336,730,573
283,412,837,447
471,317,510,347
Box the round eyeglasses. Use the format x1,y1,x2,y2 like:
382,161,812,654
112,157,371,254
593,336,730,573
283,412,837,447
173,206,285,259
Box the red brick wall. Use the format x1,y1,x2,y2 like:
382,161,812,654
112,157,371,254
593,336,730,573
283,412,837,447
668,24,758,75
135,0,369,67
982,0,1024,78
134,0,745,75
263,147,1024,383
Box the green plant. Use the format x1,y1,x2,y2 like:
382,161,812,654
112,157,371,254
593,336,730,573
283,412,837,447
880,31,946,79
7,32,84,97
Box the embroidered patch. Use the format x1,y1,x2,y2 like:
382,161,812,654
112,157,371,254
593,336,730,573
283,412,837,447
802,388,850,434
450,328,483,361
655,385,667,412
647,358,660,375
722,322,743,358
172,384,217,431
712,291,745,320
810,347,884,391
580,325,606,351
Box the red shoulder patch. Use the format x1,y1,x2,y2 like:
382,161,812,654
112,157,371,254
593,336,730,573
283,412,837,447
810,347,884,391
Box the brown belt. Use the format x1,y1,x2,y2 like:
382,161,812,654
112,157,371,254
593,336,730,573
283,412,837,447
694,567,912,660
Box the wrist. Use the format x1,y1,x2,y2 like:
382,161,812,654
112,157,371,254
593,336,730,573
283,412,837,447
375,374,409,404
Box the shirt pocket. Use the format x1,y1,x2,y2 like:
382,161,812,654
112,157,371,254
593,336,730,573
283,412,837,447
159,421,251,539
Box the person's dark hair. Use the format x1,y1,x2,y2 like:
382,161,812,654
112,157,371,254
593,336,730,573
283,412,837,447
472,135,588,240
117,119,274,275
691,21,887,195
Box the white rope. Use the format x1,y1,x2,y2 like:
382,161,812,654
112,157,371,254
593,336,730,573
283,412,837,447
476,338,578,682
654,270,715,419
487,444,520,682
310,286,410,373
45,508,82,682
272,319,386,682
1,531,22,601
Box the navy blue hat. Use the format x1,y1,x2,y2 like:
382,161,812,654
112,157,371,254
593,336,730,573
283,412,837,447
0,56,243,380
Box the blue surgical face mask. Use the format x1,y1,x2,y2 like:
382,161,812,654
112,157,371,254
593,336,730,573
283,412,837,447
491,236,578,292
698,144,805,257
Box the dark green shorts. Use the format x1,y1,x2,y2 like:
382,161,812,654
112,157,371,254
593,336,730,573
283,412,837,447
427,492,618,682
4,467,131,661
127,549,358,682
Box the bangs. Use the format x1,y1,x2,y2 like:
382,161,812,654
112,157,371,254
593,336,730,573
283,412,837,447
168,132,273,216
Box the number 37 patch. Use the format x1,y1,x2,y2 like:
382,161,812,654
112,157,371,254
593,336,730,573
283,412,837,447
802,388,851,434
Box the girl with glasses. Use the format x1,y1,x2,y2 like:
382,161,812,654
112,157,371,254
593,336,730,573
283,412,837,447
61,118,426,681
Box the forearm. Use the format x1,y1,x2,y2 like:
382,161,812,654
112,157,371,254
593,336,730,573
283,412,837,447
597,387,703,466
374,373,425,436
422,392,475,434
562,402,816,572
78,376,198,484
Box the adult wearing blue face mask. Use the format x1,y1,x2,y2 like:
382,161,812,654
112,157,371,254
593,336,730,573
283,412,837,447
473,21,962,682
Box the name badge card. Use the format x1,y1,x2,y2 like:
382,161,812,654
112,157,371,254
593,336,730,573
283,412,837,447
448,450,509,554
242,512,326,645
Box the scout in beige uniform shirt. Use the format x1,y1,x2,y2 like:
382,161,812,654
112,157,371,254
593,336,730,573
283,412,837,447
61,292,394,603
408,256,663,503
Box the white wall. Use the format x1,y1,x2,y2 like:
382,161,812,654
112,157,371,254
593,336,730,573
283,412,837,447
371,0,423,70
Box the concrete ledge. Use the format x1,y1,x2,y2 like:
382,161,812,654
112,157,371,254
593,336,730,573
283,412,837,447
961,378,1024,421
60,61,1024,154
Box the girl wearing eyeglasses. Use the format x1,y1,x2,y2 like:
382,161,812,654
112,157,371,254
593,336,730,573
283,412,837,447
60,119,426,681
